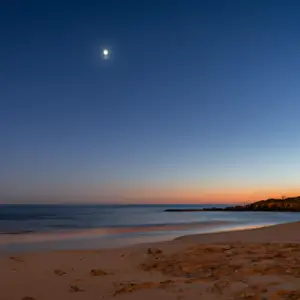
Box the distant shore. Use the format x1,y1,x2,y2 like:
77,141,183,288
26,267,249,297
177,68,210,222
165,207,300,212
165,196,300,212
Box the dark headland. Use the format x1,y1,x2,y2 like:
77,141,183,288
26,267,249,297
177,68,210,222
165,196,300,212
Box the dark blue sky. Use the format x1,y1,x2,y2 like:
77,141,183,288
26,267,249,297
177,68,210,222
1,0,300,203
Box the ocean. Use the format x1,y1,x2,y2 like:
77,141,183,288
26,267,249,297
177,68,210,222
1,204,300,252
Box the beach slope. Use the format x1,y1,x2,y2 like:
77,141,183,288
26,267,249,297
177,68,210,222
1,221,300,300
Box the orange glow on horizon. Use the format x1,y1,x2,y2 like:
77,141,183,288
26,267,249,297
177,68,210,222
113,186,300,204
7,183,300,204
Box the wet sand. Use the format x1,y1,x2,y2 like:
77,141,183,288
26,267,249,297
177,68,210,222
1,221,300,300
0,220,234,245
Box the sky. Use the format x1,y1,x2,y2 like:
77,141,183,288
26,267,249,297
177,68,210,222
1,0,300,204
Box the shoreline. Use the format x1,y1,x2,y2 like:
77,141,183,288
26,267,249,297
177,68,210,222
1,220,298,253
0,220,277,253
0,220,235,245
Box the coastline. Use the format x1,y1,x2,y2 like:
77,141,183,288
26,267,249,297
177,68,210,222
0,219,277,253
2,203,300,253
2,221,300,299
0,220,234,245
164,196,300,212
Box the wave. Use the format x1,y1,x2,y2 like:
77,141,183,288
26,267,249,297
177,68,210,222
0,220,235,245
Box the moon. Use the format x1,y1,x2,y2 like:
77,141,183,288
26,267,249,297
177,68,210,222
101,48,110,60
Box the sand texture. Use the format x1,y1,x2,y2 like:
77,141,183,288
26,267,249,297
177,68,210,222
1,221,300,300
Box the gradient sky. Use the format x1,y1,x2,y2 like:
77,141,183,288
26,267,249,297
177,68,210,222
1,0,300,203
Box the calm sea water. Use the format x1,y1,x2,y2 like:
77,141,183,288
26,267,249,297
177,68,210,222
1,204,300,251
0,204,230,234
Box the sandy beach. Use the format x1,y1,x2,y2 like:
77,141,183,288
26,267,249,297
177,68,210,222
2,221,300,300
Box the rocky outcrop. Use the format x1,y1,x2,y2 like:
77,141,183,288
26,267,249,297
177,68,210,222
165,196,300,212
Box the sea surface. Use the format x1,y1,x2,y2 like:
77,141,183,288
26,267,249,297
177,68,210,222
1,204,300,252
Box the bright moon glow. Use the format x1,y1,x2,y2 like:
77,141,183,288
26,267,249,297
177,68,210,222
101,48,110,60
